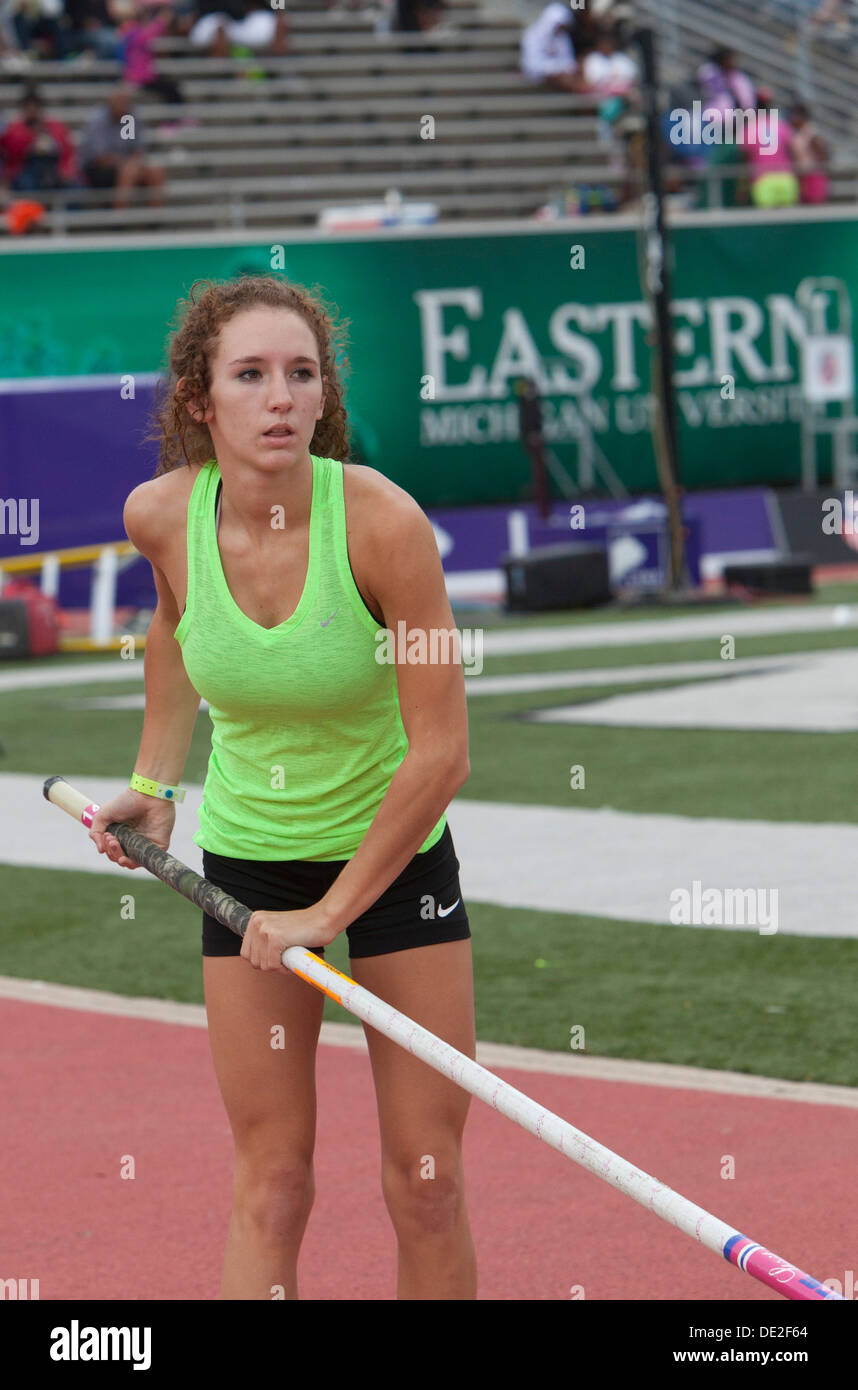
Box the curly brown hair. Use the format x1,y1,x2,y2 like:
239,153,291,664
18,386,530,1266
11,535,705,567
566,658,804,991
146,275,352,476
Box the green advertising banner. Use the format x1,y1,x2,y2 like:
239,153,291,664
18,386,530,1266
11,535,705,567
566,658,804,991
1,210,854,505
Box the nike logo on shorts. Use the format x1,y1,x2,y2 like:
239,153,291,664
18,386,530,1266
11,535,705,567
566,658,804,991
437,898,460,917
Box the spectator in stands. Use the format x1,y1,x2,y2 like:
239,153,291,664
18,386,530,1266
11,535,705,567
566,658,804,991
810,0,853,34
0,82,78,191
789,103,830,203
0,1,23,66
581,20,637,130
393,0,445,34
168,0,199,34
581,24,637,96
62,0,121,59
694,48,757,208
567,0,602,54
741,86,798,208
661,79,710,206
520,1,587,93
188,0,289,58
133,0,197,37
697,47,756,118
4,0,66,60
78,83,164,208
117,2,183,105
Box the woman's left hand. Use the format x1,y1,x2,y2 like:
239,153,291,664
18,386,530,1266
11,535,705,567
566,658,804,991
240,906,335,972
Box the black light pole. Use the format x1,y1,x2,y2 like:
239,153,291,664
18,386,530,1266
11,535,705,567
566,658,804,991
515,376,550,520
630,24,688,593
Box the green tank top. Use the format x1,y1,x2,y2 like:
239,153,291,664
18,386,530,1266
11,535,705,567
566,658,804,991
173,456,447,861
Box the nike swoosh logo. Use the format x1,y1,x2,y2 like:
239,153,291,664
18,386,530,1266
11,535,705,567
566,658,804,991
320,611,338,627
437,898,460,918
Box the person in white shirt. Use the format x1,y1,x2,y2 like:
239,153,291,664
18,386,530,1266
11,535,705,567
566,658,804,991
520,1,586,92
582,27,637,95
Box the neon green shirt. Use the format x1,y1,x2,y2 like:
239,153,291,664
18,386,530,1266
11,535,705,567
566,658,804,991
173,455,446,860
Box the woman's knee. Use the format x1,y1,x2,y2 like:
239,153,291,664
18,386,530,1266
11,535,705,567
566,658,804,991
381,1154,466,1237
232,1153,316,1240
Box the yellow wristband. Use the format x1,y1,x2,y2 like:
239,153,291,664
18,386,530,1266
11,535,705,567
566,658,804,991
129,773,186,803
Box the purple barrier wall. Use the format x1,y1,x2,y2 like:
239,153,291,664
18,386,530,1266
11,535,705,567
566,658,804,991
1,384,777,609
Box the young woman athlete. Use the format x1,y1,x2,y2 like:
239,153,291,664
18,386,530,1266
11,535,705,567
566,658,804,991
88,275,477,1300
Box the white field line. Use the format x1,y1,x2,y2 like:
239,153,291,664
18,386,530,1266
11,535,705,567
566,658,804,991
447,799,858,938
4,773,857,937
0,601,855,695
526,647,858,731
480,603,858,655
52,653,806,707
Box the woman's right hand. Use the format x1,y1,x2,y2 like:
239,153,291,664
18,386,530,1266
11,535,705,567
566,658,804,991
89,788,177,870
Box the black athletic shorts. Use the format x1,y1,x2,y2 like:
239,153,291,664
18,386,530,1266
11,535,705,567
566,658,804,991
201,821,470,959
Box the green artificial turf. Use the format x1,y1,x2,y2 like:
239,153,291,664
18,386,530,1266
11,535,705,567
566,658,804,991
0,863,854,1086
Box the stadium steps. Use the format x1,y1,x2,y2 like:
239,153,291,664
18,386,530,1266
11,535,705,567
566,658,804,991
0,69,586,101
1,82,602,118
20,49,522,78
50,140,604,179
34,95,604,126
49,160,614,202
0,8,620,234
109,139,600,177
51,114,604,146
5,0,855,235
152,27,524,52
31,179,598,233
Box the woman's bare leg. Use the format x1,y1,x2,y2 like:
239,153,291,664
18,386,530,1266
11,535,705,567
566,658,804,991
203,955,324,1299
350,939,477,1300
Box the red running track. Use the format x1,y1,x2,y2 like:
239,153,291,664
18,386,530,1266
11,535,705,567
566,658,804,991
1,997,855,1301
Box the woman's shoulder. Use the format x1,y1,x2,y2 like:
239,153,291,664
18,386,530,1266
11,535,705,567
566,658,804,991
339,460,439,577
340,460,430,537
123,463,205,563
340,460,419,514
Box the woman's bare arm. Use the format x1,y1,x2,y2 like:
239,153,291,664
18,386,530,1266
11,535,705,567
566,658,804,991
123,483,203,787
317,481,470,937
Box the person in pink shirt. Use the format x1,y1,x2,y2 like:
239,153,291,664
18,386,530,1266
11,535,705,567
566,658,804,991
789,104,830,205
118,3,184,105
740,86,798,208
697,47,756,120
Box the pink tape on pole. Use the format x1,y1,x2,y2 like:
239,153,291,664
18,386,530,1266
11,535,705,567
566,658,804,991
724,1236,840,1300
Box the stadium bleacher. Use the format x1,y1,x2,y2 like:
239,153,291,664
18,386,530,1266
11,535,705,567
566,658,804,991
638,0,858,154
0,0,856,234
0,1,621,232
